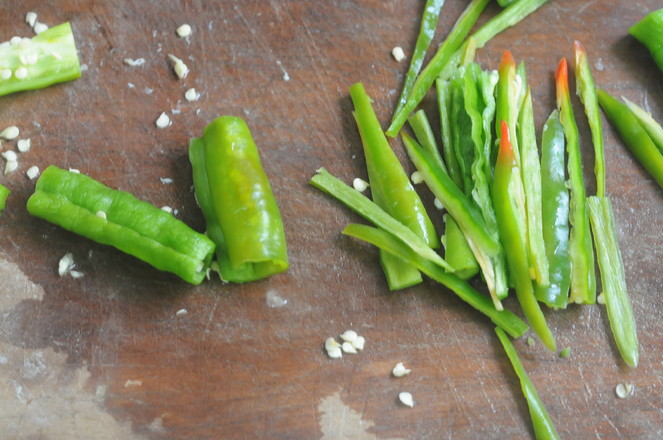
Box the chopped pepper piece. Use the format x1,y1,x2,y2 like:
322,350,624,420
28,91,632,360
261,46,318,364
27,166,215,284
189,116,289,283
0,183,9,213
0,23,81,97
629,8,663,73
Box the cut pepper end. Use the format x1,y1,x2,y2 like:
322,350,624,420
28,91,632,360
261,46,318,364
499,50,516,75
555,58,569,107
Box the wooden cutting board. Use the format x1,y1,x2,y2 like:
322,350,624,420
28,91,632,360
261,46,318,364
1,1,661,438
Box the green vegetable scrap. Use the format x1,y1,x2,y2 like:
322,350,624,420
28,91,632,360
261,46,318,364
0,23,81,97
534,111,571,310
393,0,446,117
623,97,663,155
495,327,561,440
555,58,596,305
351,83,439,290
342,223,528,338
442,213,479,280
597,89,663,188
189,116,289,283
559,347,571,359
493,121,556,351
27,166,215,284
629,8,663,73
0,184,9,213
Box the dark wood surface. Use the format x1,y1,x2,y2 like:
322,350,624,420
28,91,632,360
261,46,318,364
1,1,662,439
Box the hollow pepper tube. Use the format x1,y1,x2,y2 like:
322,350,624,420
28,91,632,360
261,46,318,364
189,116,288,282
27,166,215,284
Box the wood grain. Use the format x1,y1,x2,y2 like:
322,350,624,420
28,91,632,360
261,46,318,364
0,1,662,439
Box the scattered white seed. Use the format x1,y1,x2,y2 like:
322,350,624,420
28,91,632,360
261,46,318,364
340,330,358,343
33,22,48,35
26,165,39,180
124,379,142,387
176,24,192,38
353,177,369,192
19,54,28,65
69,168,80,174
176,308,188,316
25,54,39,65
351,335,365,351
615,383,634,399
391,46,406,62
123,57,146,67
398,392,414,407
14,67,28,80
4,160,18,175
96,211,107,220
161,206,173,213
325,337,343,359
171,109,181,115
1,126,20,140
168,54,189,79
434,198,444,210
392,362,412,378
184,88,200,102
341,341,358,354
10,36,22,45
26,12,38,28
411,171,424,184
0,69,12,80
2,150,18,162
160,177,173,184
597,292,606,305
17,138,31,152
69,270,85,279
18,39,31,50
58,252,75,277
155,112,171,129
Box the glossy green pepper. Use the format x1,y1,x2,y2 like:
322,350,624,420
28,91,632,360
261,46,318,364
629,8,663,73
493,121,556,351
0,183,9,214
27,166,215,284
350,83,438,290
189,116,288,283
597,89,663,188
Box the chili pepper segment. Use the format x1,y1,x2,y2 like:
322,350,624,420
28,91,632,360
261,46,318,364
189,116,289,283
629,8,663,74
0,184,9,214
27,166,215,284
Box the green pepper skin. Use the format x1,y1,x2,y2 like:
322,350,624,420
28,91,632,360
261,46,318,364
27,166,215,284
393,0,446,117
534,111,571,309
495,327,562,440
556,58,596,305
629,8,663,73
190,116,288,283
0,23,81,97
443,214,479,280
494,121,556,351
597,89,663,189
0,184,9,213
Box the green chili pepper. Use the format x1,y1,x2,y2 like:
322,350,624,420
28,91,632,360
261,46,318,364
408,109,447,174
402,132,508,309
622,96,663,155
442,213,479,280
0,184,9,214
189,116,288,283
0,23,81,97
386,0,490,137
574,40,605,198
494,121,556,351
436,78,464,189
494,327,562,440
534,111,570,309
556,58,596,305
350,83,438,290
597,89,663,189
393,0,446,117
343,223,528,338
310,168,452,272
387,0,551,137
27,166,215,284
518,85,549,287
587,196,639,367
629,8,663,73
